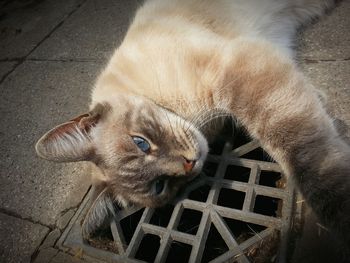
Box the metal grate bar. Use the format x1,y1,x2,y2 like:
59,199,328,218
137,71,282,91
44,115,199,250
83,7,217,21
226,158,282,172
182,200,208,212
167,203,183,230
253,185,287,200
210,210,239,247
206,177,287,200
125,208,153,257
110,220,126,254
154,232,171,263
154,204,184,263
189,210,211,263
242,164,259,212
232,140,260,157
207,142,234,206
212,228,276,263
214,205,282,228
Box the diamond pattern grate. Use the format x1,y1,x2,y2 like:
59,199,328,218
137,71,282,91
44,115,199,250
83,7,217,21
57,135,295,263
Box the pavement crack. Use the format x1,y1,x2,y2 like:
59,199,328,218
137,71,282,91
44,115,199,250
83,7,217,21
30,229,58,263
0,208,53,229
0,0,89,84
26,58,104,63
59,185,92,217
0,58,23,62
59,206,77,216
31,248,59,263
303,57,350,63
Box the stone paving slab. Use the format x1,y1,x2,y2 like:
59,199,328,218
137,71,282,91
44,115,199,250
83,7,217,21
30,0,140,61
0,61,102,226
54,252,109,263
0,212,49,263
33,247,59,263
0,62,16,80
298,0,350,60
0,0,85,59
293,2,350,262
302,61,350,127
32,247,91,263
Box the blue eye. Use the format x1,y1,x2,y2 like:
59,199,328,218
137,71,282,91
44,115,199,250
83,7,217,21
132,136,151,153
153,179,166,195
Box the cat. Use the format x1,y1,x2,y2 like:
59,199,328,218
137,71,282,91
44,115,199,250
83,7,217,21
35,0,350,254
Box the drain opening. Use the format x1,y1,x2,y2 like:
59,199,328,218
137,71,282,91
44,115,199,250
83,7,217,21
217,188,246,209
203,161,218,177
223,217,267,244
241,147,272,162
201,223,229,263
149,204,174,227
224,165,250,182
208,137,227,155
134,234,160,262
166,242,192,263
120,208,144,244
254,195,283,218
232,129,251,148
259,171,283,188
188,184,211,202
177,209,202,235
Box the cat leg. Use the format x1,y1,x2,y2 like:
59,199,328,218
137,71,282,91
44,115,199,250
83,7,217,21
81,186,116,239
215,39,350,256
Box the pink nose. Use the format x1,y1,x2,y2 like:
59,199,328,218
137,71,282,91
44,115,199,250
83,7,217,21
183,159,196,173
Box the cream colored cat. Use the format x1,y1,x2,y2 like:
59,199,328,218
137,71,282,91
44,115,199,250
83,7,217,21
35,0,350,252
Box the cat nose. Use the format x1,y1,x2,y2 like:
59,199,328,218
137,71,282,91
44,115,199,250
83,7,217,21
183,157,196,173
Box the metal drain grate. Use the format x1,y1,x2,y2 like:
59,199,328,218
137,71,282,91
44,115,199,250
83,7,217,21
58,133,295,263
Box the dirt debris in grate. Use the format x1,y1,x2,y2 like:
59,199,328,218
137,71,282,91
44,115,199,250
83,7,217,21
57,130,295,263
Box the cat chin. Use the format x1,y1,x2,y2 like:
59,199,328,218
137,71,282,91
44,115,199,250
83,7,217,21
192,128,209,163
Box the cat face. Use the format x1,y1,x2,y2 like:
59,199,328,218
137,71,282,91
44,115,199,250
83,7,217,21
35,95,208,207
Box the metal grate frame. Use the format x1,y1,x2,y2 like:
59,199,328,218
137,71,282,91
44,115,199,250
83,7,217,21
57,137,295,263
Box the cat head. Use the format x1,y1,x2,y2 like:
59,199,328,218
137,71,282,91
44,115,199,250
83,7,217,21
35,94,208,208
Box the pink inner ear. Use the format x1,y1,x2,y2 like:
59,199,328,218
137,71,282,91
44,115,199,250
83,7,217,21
44,112,102,142
45,121,80,141
70,113,90,123
43,113,94,142
79,113,101,133
69,112,101,134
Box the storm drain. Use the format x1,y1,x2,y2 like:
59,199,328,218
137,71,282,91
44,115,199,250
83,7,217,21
57,131,295,263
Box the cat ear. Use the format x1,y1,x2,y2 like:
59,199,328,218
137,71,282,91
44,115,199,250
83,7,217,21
35,103,107,162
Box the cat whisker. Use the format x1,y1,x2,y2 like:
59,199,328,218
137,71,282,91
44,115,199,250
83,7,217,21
197,112,230,130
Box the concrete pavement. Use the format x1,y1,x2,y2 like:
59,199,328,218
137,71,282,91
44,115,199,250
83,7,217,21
0,0,349,262
0,0,139,262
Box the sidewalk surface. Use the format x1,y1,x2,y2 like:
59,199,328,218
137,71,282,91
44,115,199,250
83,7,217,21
0,0,349,262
